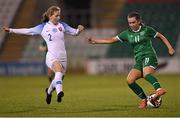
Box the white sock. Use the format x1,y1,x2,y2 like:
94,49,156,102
53,72,63,94
47,80,55,94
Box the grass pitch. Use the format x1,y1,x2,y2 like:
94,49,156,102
0,74,180,117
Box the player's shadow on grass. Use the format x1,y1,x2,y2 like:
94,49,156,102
0,106,58,115
48,105,135,114
1,108,35,114
0,105,135,116
80,105,136,113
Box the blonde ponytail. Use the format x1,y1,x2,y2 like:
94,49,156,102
41,12,49,23
41,6,61,23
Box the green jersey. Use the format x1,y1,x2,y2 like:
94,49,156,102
41,40,47,47
40,40,48,52
117,26,157,60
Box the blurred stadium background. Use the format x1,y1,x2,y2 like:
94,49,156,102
0,0,180,75
0,0,180,117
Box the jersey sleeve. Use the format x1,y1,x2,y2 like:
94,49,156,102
147,26,158,38
9,23,45,36
116,30,127,42
60,22,79,35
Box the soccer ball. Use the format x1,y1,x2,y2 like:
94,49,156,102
147,94,162,108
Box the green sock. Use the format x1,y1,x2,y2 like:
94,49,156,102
128,82,147,99
144,74,161,90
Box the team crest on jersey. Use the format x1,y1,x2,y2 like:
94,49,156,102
140,31,145,36
58,27,62,31
52,28,57,33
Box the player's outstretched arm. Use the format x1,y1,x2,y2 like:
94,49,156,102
2,27,10,32
156,32,175,56
88,36,119,44
2,24,43,36
62,22,84,36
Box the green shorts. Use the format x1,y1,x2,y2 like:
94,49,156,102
133,55,158,71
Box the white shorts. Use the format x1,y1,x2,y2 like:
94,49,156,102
46,52,67,74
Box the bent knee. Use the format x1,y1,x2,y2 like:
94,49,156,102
52,61,64,72
127,76,136,84
127,69,142,84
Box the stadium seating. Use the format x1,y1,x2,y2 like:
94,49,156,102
20,37,45,62
0,0,37,62
107,1,180,57
1,0,180,70
91,0,125,28
0,0,22,48
21,29,116,69
176,35,180,57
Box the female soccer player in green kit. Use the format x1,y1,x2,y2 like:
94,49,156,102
88,12,175,109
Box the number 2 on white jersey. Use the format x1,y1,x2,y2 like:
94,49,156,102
48,34,52,41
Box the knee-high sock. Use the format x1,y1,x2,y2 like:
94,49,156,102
144,74,161,90
47,80,54,94
48,72,63,94
53,72,63,94
128,82,147,99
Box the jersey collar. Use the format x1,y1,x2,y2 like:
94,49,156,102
132,26,142,32
48,21,58,26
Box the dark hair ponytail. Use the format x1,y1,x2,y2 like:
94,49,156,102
128,11,144,26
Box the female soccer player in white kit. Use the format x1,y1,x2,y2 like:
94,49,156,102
3,6,84,104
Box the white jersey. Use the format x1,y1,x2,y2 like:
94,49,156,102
10,21,79,62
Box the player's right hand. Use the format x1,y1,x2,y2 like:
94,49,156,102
2,27,10,32
87,37,96,44
168,47,175,56
78,25,84,32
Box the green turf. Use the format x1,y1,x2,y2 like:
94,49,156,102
0,74,180,117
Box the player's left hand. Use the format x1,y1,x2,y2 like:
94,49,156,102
78,25,84,32
168,47,175,56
